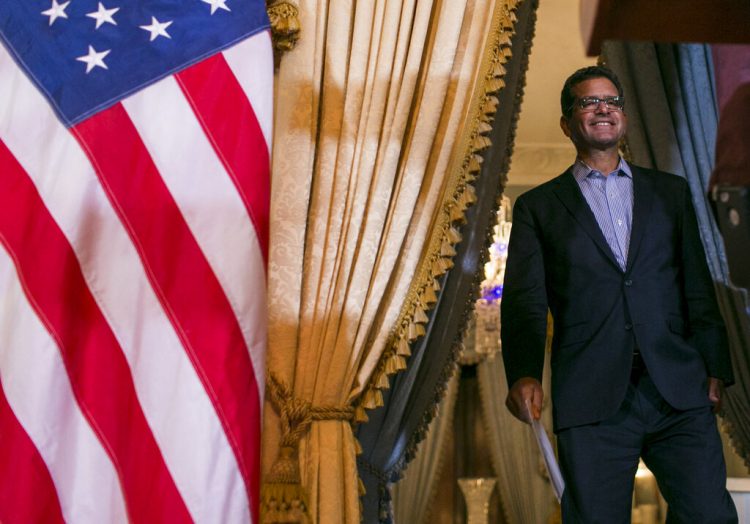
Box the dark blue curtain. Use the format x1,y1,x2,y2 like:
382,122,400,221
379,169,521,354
355,1,539,521
603,41,750,468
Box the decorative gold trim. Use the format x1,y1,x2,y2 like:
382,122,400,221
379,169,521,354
354,0,525,424
266,1,300,55
261,374,354,523
361,3,540,518
721,411,750,472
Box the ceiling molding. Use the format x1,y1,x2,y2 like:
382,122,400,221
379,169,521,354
507,143,574,185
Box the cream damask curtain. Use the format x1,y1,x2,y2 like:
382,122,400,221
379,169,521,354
477,352,557,523
391,369,460,524
263,0,524,522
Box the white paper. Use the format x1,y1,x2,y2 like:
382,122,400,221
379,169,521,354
526,402,565,502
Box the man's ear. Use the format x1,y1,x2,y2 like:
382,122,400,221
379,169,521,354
560,115,571,138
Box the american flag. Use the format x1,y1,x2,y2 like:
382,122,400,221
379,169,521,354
0,0,271,522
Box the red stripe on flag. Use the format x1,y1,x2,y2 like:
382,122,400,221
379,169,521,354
73,104,261,522
0,377,65,524
176,53,270,266
0,139,192,524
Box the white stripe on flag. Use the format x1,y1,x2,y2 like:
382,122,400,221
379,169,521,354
0,249,129,524
122,75,267,399
0,44,250,523
223,33,275,153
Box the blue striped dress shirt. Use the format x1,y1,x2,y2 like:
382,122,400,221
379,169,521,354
571,158,634,270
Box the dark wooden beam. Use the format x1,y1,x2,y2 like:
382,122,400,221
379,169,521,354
581,0,750,56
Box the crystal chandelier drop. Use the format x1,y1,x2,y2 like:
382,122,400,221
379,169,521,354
472,195,512,359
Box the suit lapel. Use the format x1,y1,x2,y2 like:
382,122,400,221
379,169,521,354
552,170,622,272
625,166,654,272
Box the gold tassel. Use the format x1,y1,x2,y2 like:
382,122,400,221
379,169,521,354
486,78,506,93
261,445,309,523
483,96,499,114
353,438,363,455
413,306,429,324
477,121,493,134
492,62,507,77
441,239,457,257
468,154,483,173
377,372,390,389
397,337,412,357
262,374,355,523
450,202,467,223
437,256,454,274
354,406,369,423
432,256,447,275
266,1,301,53
385,355,399,374
463,185,477,205
407,321,426,341
472,135,492,151
447,226,462,244
372,389,384,408
362,388,383,409
422,284,438,304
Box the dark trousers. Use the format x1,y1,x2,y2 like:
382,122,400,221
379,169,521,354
557,367,738,523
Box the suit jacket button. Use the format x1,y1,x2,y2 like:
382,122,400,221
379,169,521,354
624,279,633,287
625,323,633,330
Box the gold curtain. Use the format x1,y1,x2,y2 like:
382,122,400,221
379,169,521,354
263,1,524,521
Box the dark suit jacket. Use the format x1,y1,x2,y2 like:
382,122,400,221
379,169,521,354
501,164,733,431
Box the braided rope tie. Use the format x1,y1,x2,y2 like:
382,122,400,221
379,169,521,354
266,373,354,483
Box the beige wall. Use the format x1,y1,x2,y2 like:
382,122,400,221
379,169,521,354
506,0,594,193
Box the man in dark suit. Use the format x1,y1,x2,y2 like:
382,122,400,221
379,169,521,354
501,65,737,523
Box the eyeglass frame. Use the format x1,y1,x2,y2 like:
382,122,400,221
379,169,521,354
569,95,625,113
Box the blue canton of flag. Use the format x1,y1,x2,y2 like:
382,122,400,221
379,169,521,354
0,0,270,126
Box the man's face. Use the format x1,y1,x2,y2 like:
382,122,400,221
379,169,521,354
560,77,627,152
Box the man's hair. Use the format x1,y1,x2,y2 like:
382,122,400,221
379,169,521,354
560,65,624,119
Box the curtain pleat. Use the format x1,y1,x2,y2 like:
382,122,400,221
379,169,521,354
264,1,534,521
603,41,750,469
355,1,540,522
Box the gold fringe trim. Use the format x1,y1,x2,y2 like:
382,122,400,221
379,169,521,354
354,0,525,438
720,417,750,473
266,1,300,55
388,8,540,522
413,306,429,324
395,337,411,357
355,405,368,423
262,374,354,523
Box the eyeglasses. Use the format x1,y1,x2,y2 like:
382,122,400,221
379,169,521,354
572,96,625,112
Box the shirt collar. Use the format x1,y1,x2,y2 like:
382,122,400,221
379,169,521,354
571,157,632,183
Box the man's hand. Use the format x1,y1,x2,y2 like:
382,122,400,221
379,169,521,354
506,377,544,424
708,377,724,413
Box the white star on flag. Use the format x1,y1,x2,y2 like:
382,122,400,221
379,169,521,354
86,3,120,29
140,16,173,41
201,0,231,15
41,0,70,26
76,45,111,73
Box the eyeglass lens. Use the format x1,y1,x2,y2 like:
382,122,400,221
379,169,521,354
578,96,624,111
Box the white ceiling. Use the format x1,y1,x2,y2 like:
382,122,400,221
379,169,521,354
506,0,595,188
